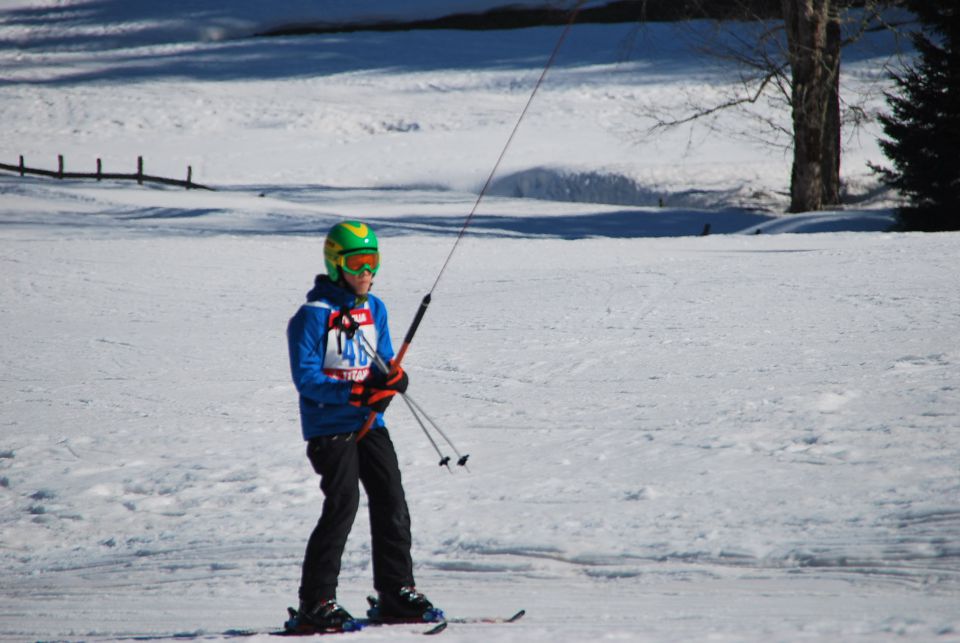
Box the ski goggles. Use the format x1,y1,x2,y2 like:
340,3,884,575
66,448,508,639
339,250,380,275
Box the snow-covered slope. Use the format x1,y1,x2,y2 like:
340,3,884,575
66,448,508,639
3,223,958,641
2,2,957,641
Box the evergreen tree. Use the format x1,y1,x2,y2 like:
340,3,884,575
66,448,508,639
875,2,960,231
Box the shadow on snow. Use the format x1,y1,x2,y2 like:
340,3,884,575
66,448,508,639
367,208,772,240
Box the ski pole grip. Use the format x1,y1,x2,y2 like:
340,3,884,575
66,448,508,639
356,293,432,442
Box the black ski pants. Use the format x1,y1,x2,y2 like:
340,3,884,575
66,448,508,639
299,428,414,605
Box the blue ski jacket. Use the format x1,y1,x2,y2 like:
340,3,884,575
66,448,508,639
287,275,395,440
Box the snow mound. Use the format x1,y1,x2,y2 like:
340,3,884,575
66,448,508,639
487,167,896,235
490,166,766,210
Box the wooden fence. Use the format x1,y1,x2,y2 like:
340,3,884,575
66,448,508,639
0,155,213,190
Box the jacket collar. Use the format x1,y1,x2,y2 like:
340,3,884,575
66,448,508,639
306,274,365,308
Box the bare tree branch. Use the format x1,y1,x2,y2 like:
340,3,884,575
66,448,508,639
646,72,780,131
626,0,911,211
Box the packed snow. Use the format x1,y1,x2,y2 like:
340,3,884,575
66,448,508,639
1,1,958,641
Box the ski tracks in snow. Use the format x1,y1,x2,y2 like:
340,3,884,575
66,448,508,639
399,234,960,619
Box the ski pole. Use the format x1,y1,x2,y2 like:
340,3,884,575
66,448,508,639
356,327,454,469
357,328,469,469
399,394,453,472
356,293,431,442
402,394,470,469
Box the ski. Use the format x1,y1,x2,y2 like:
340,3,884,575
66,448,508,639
445,609,526,624
274,621,444,636
114,608,523,640
413,608,524,634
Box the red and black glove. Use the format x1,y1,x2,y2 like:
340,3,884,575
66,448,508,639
348,383,397,413
348,363,410,413
366,363,409,394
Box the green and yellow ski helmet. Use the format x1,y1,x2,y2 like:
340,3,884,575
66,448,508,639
324,221,379,281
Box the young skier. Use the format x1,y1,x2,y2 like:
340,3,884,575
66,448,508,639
286,220,437,632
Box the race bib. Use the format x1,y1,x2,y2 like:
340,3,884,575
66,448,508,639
322,307,378,382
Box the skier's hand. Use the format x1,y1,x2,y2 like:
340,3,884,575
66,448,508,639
367,362,409,394
349,383,397,413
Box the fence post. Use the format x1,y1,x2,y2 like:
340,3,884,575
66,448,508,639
96,158,102,181
137,156,143,185
58,155,64,179
19,155,25,176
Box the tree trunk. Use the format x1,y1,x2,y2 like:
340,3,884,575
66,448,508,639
821,4,842,206
782,0,843,212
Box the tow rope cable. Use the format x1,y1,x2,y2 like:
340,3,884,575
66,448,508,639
358,1,587,445
429,0,588,295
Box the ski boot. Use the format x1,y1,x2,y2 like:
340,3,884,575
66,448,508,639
285,598,362,634
367,586,444,623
